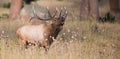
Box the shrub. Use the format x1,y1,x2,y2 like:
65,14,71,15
0,13,9,19
2,2,11,9
99,12,115,23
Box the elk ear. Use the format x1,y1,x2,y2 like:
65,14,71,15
46,20,53,24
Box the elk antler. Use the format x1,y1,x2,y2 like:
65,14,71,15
47,7,52,18
58,7,68,19
52,7,58,18
29,6,59,22
47,7,58,18
29,5,42,22
62,7,68,18
59,8,63,18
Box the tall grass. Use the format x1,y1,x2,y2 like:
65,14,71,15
0,19,120,59
0,0,119,58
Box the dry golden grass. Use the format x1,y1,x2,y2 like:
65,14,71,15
0,0,120,59
0,19,120,59
0,8,9,15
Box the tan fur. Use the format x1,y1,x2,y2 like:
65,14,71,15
16,8,67,51
17,19,65,51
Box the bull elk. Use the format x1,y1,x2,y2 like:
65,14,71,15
16,7,67,51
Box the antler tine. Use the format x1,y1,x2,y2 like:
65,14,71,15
29,5,37,22
32,5,40,18
63,7,67,13
59,7,63,17
64,10,68,18
64,7,66,10
30,5,49,22
56,7,59,12
32,5,38,17
52,7,58,18
64,7,68,17
33,5,35,15
47,7,52,18
62,7,68,18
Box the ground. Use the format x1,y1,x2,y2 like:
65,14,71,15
0,0,120,59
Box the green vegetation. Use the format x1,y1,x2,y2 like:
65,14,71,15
99,12,116,23
2,2,11,9
0,13,9,19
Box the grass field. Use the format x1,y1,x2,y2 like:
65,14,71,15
0,0,120,59
0,19,120,59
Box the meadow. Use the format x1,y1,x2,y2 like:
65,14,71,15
0,18,120,59
0,0,120,59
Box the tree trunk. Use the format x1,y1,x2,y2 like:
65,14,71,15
109,0,119,13
80,0,90,20
89,0,99,20
80,0,99,20
9,0,23,20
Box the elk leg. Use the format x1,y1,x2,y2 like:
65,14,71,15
20,39,26,50
43,45,50,52
23,41,29,49
25,41,36,49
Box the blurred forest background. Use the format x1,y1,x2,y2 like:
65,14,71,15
0,0,120,22
0,0,120,59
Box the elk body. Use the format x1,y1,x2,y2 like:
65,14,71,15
16,7,67,51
